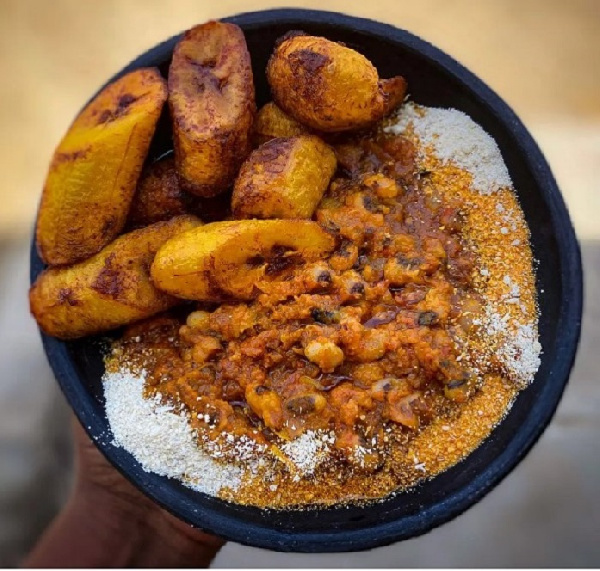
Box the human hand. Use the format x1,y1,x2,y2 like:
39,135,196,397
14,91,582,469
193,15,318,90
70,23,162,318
25,418,225,568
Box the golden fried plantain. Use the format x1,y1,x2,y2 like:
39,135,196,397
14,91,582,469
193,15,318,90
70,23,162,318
36,68,168,266
151,222,238,302
380,76,408,116
168,21,256,197
152,220,335,300
232,135,337,220
127,156,193,228
254,102,309,146
266,35,407,132
127,155,237,228
29,216,201,339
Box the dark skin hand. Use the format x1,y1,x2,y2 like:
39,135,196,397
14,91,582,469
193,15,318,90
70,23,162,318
24,418,225,568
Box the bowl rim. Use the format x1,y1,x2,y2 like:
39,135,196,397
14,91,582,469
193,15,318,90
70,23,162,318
30,8,583,553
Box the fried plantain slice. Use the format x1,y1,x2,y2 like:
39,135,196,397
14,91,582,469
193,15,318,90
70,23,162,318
168,21,256,197
232,135,337,220
151,220,335,301
127,154,234,228
267,34,407,132
36,68,168,266
29,216,201,339
127,155,193,228
254,102,309,146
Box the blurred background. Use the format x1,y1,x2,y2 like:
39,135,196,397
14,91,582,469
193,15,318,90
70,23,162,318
0,0,598,566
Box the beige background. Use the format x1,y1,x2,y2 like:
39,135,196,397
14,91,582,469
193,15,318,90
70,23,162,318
1,1,599,567
1,0,599,240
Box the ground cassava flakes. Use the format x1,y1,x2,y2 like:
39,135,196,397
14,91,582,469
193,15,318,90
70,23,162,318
103,103,540,508
103,368,245,496
384,102,513,194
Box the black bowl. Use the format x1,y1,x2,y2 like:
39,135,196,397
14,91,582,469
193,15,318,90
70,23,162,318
30,8,582,552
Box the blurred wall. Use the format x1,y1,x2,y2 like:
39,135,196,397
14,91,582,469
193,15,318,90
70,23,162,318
1,0,599,241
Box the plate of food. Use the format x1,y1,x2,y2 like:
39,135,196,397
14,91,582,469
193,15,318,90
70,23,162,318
29,9,582,552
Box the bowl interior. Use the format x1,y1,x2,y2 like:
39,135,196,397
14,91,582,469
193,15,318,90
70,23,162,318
30,9,582,552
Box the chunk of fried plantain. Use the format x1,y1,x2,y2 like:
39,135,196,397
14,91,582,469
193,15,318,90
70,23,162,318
151,222,237,303
266,35,407,132
127,155,236,229
168,21,256,197
151,220,335,300
232,135,337,220
36,68,168,266
254,102,309,146
29,216,201,339
127,155,196,228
